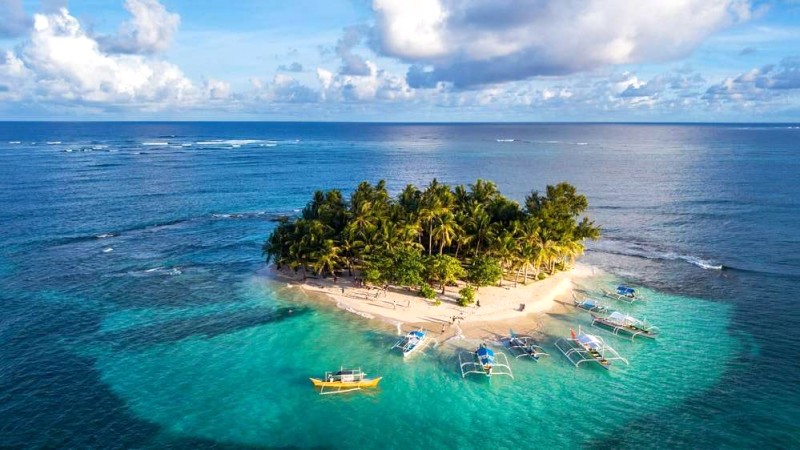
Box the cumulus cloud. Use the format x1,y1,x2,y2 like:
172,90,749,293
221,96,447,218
704,58,800,104
317,60,413,102
250,74,319,103
99,0,180,54
13,8,194,106
0,0,30,37
372,0,753,88
335,25,371,76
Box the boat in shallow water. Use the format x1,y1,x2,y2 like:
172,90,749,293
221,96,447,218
459,343,513,378
591,311,659,340
601,285,645,303
309,368,382,395
554,328,629,370
502,330,549,361
573,295,609,313
392,329,428,357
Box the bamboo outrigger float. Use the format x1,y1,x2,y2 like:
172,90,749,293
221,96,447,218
554,328,628,370
309,368,382,395
459,344,513,379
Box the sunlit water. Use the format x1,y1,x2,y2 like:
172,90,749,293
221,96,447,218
1,123,797,448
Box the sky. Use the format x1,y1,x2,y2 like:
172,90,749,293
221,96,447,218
1,0,800,121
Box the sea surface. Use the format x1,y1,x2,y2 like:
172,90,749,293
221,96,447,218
0,122,798,449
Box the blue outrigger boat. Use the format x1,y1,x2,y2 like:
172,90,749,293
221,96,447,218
459,343,513,378
572,294,609,313
602,285,644,303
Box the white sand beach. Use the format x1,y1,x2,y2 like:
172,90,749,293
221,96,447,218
273,263,597,339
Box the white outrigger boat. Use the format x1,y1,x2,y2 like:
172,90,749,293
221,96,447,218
601,285,644,303
501,330,548,361
309,367,382,395
392,329,430,357
572,294,609,313
554,328,628,370
591,311,659,340
459,343,513,378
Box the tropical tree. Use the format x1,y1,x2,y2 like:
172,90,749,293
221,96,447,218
467,256,503,289
426,254,466,294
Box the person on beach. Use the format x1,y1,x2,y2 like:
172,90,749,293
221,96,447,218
441,323,446,333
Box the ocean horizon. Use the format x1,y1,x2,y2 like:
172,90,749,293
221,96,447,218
1,121,798,448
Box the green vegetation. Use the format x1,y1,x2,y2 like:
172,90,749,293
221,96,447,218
458,285,475,307
263,179,600,296
419,284,437,300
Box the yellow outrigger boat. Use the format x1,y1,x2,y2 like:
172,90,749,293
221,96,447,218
309,368,382,395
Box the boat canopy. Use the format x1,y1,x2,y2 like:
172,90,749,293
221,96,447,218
577,333,602,350
477,346,495,363
617,286,637,296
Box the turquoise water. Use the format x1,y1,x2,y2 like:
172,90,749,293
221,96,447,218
85,274,735,449
1,122,797,448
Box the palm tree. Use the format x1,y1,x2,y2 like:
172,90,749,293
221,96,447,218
432,211,461,255
313,239,341,280
516,244,539,284
491,230,518,285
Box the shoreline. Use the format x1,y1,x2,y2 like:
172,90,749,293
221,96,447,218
269,263,597,340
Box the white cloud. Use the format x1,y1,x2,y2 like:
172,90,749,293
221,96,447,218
703,58,800,104
15,8,194,106
372,0,753,88
250,74,319,103
317,60,414,102
100,0,180,54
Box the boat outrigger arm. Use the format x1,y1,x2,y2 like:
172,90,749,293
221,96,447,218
458,349,514,379
554,330,629,369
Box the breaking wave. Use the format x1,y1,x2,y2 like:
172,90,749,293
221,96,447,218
590,240,724,270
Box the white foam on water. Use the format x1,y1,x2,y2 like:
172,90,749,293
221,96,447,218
142,142,169,146
683,256,723,270
576,142,588,145
96,233,116,238
8,141,21,144
103,247,113,253
496,139,515,142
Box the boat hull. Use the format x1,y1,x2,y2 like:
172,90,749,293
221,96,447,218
309,377,382,389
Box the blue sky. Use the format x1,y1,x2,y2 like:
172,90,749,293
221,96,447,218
1,0,800,121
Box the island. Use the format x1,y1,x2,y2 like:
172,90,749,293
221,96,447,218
264,179,600,337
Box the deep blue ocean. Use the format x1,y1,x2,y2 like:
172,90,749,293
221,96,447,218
0,122,798,449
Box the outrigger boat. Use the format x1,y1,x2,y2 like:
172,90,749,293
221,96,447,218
501,330,548,361
309,368,382,395
591,311,659,340
459,343,513,378
392,329,429,357
572,294,609,313
554,328,628,370
601,285,644,303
